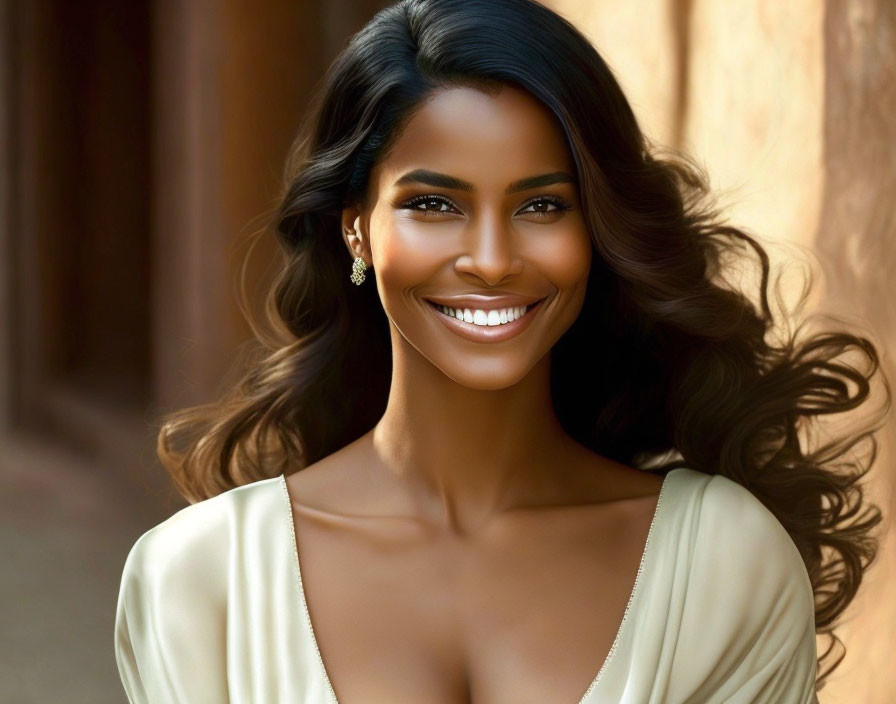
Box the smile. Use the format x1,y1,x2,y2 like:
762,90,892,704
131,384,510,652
424,297,545,342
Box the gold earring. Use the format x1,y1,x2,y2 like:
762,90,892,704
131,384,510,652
350,256,367,285
345,227,369,285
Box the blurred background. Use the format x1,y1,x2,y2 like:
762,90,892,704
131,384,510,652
0,0,893,702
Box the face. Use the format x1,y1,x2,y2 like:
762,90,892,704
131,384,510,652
342,84,592,390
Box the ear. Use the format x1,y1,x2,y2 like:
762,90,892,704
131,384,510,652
340,204,371,267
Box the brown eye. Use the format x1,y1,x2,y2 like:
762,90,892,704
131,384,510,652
519,196,572,218
402,195,458,215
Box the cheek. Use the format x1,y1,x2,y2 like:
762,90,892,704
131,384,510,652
529,226,592,293
369,215,442,301
370,210,593,302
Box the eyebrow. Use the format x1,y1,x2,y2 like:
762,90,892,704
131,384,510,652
393,169,577,195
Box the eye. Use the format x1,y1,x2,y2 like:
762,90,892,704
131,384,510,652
401,195,459,216
519,196,574,218
398,194,574,218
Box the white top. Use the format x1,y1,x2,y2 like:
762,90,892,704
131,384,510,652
114,467,819,703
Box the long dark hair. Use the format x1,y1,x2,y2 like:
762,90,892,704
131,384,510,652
156,0,890,689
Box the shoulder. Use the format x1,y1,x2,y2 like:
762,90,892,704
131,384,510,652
115,476,286,701
697,472,809,586
665,470,818,700
121,495,226,597
117,489,233,647
118,475,286,619
681,471,813,603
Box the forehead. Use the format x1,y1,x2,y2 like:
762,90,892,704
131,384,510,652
374,84,575,190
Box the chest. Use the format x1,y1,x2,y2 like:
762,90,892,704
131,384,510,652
289,498,658,704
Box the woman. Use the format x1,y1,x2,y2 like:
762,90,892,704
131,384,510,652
114,0,888,702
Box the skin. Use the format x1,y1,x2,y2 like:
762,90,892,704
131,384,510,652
285,85,665,703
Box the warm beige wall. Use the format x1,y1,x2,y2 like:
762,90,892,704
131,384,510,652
812,2,896,700
546,0,682,147
544,1,895,701
683,0,825,252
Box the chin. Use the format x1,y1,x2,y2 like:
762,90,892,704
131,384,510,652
429,355,543,391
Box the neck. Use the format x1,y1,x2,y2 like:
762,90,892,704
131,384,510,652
370,333,581,536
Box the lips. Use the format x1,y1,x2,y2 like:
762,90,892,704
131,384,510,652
423,296,545,342
423,294,546,310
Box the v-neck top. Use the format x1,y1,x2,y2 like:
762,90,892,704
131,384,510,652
114,467,818,703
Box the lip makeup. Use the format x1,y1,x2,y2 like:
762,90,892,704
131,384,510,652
424,298,545,343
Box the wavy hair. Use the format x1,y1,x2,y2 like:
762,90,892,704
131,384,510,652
156,0,890,689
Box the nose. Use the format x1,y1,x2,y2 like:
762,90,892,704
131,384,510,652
454,213,523,285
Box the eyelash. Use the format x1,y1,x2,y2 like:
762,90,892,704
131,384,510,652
400,194,573,218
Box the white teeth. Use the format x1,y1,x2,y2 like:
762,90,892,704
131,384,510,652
434,303,531,327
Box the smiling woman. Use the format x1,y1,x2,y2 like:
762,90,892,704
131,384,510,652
342,84,593,384
114,0,887,702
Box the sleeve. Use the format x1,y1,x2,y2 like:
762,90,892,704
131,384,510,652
671,474,818,704
114,504,231,704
